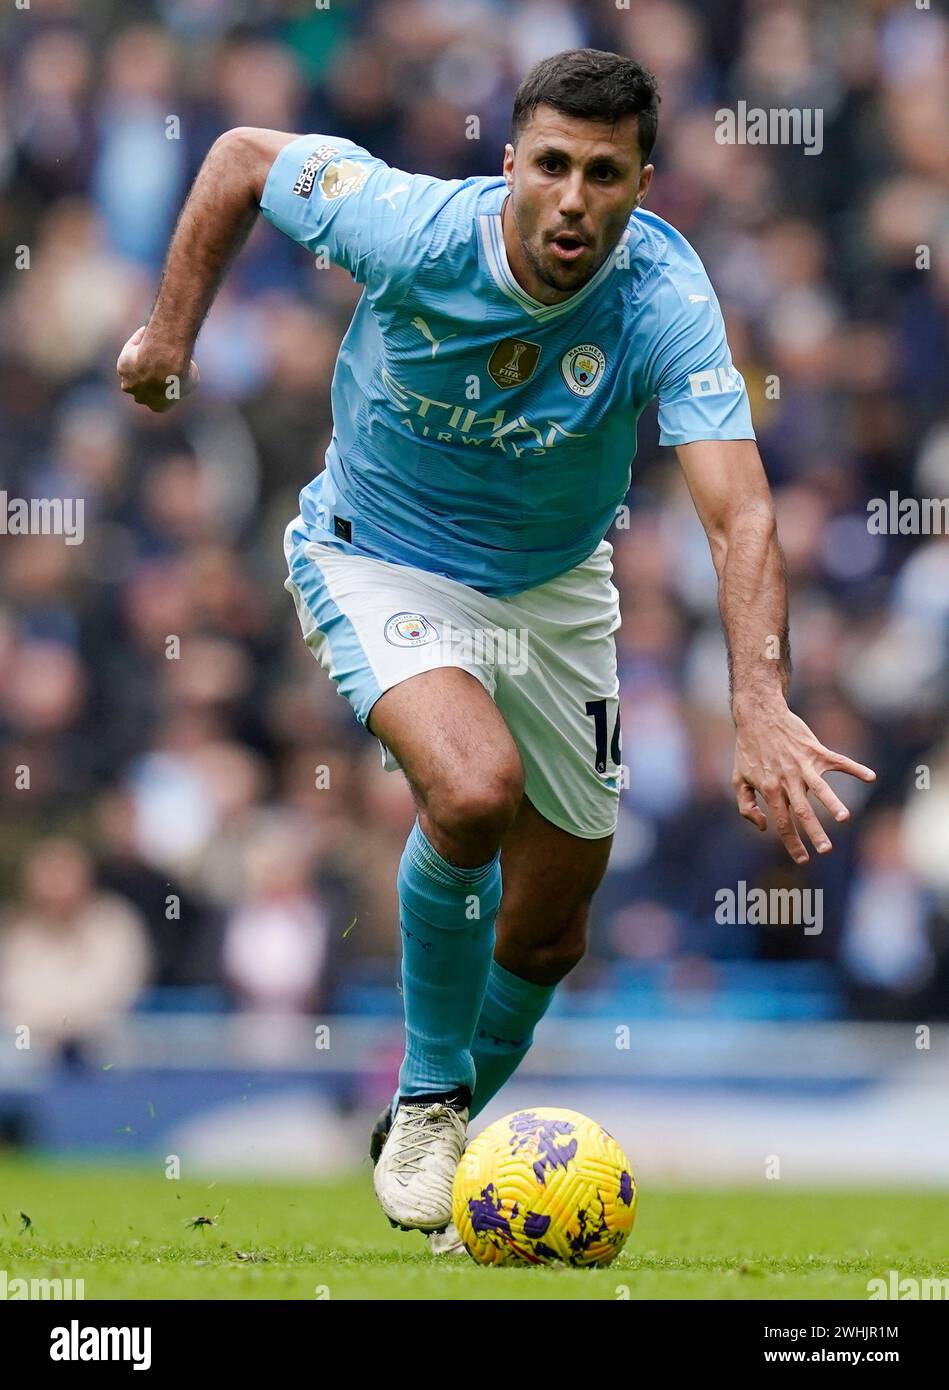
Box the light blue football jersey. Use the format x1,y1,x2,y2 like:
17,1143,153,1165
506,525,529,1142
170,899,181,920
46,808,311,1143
261,134,755,597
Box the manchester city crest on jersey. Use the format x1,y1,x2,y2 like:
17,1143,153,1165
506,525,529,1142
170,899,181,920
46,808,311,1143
561,343,606,397
320,158,369,201
384,612,438,647
487,337,542,389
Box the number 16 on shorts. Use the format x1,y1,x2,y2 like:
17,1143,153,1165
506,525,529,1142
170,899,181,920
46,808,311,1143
585,697,621,775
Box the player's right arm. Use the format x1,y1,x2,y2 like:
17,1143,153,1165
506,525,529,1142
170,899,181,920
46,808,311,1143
119,129,445,413
117,127,296,412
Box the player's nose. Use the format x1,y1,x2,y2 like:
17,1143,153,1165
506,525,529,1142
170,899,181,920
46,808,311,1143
557,172,587,218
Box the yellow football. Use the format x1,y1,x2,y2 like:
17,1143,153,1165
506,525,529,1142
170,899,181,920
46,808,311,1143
452,1108,637,1266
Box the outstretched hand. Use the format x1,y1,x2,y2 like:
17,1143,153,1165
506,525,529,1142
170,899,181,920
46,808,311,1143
732,702,876,864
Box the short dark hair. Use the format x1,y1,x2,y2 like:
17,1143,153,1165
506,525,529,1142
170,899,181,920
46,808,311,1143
512,48,660,163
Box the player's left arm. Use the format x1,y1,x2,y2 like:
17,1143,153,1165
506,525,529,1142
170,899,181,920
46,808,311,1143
676,437,876,863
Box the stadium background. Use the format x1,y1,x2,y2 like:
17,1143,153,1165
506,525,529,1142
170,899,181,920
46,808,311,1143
0,0,947,1186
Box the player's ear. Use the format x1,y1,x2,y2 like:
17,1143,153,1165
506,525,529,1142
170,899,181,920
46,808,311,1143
502,142,515,186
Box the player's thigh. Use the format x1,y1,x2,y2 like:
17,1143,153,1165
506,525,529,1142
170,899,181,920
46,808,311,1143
284,524,525,839
493,566,621,842
368,666,524,831
496,797,612,981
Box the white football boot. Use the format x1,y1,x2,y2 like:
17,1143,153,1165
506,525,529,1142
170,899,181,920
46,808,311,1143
372,1089,469,1233
427,1221,466,1257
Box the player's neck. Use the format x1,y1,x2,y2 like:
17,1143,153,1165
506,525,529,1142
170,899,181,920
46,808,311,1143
500,196,574,307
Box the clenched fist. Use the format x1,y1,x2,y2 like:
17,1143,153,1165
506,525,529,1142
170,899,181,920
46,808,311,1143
117,326,200,413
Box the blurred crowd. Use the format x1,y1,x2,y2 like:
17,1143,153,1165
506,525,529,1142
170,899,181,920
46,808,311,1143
1,0,948,1044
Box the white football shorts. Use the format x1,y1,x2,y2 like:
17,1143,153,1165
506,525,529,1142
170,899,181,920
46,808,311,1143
283,515,622,839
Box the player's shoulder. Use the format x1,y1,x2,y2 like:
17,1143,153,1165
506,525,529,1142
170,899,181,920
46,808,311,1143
410,172,508,255
622,207,717,315
379,166,507,286
268,132,498,231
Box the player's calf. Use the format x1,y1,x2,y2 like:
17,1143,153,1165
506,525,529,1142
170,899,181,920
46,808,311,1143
366,671,523,1225
468,806,611,1119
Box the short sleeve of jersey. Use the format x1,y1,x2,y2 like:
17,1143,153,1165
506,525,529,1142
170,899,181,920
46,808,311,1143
648,267,756,447
260,134,444,302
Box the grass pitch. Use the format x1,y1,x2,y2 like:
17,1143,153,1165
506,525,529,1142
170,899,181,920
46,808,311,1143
0,1154,945,1300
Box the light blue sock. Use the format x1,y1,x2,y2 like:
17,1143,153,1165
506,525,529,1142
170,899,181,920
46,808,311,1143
470,960,556,1119
397,819,501,1100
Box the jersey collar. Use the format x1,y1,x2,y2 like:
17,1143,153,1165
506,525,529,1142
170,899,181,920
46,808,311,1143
478,196,631,324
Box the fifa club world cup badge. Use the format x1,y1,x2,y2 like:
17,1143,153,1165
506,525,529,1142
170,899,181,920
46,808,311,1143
488,337,542,389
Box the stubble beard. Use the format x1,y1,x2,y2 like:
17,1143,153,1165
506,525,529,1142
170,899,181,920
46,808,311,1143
509,197,603,296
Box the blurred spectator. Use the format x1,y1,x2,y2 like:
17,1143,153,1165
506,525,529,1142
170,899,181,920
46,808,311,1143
95,788,222,988
91,26,186,268
222,812,330,1013
841,806,940,1019
0,838,153,1048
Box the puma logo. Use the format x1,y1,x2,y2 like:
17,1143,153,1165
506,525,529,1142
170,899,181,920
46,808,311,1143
411,316,457,358
376,181,409,209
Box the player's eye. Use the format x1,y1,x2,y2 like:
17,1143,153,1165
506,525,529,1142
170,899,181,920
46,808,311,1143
590,165,618,182
538,157,564,174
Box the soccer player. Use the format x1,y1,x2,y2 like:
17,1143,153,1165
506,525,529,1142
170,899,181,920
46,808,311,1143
118,48,875,1246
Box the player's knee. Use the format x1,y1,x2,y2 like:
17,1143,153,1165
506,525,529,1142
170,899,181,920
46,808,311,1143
508,903,590,985
534,932,588,984
428,762,524,847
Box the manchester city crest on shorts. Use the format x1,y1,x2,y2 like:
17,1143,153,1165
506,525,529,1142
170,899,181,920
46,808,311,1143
384,612,438,647
561,343,606,397
488,337,542,389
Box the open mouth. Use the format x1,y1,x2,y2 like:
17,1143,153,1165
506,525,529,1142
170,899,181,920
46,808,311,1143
550,231,588,262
